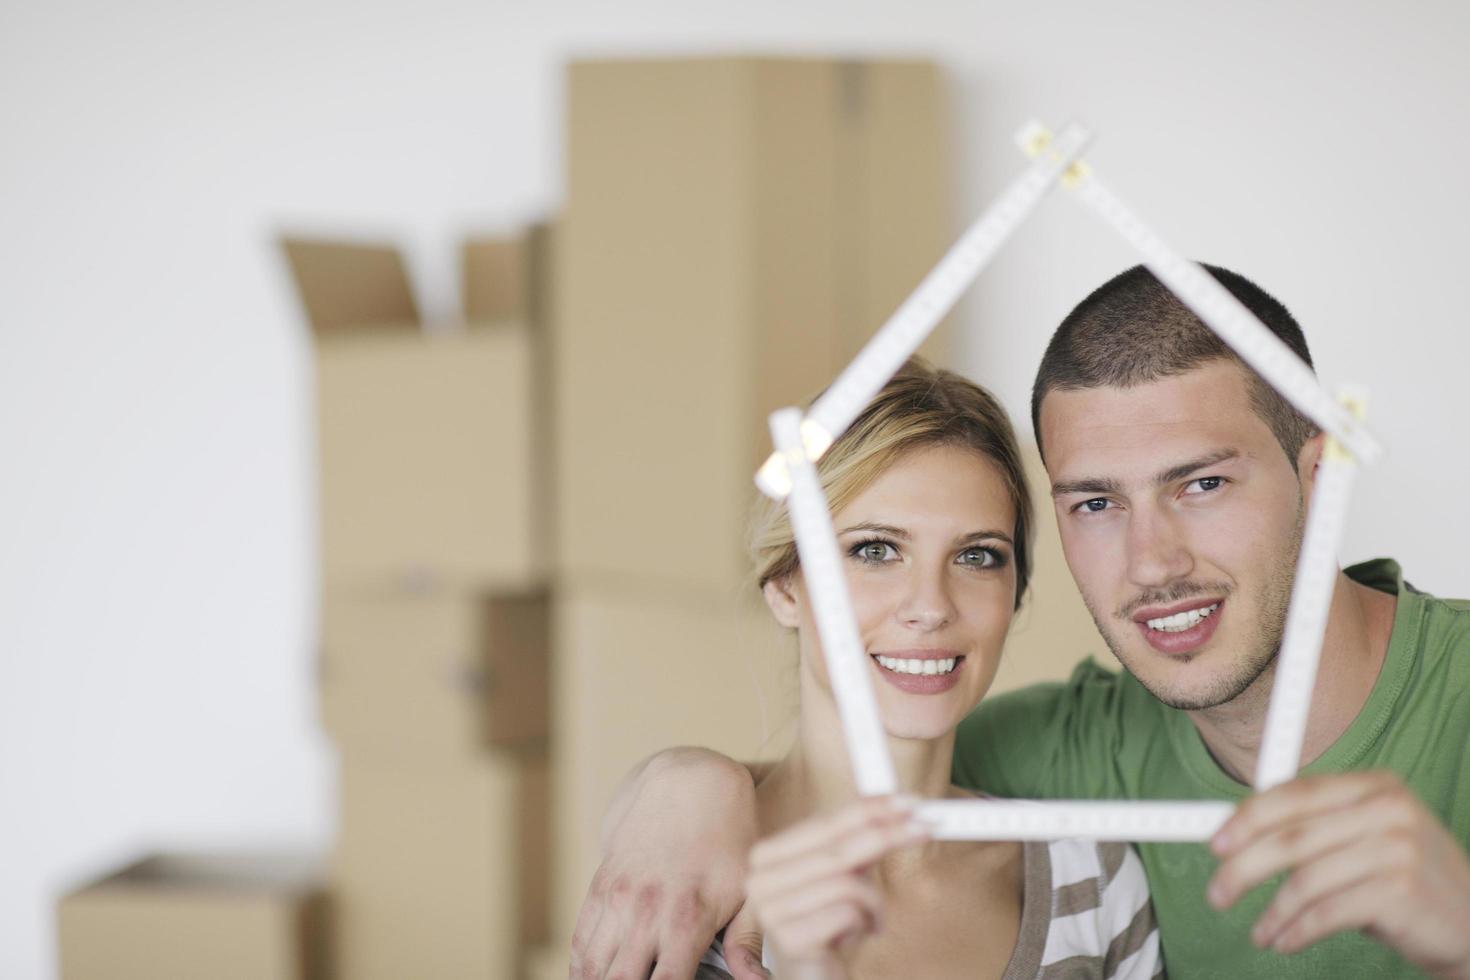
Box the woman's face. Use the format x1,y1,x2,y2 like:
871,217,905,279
768,442,1019,741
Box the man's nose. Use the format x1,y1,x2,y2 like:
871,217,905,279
1125,508,1194,590
895,563,958,631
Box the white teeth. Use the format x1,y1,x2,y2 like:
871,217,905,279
1146,602,1219,633
874,655,959,676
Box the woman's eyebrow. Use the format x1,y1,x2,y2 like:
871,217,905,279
957,530,1013,546
836,521,908,539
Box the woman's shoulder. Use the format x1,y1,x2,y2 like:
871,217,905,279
1012,838,1162,979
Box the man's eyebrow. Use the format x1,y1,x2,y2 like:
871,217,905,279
1153,449,1239,487
836,521,909,539
1051,449,1242,498
1051,476,1123,498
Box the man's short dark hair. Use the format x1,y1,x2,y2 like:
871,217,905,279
1031,264,1318,464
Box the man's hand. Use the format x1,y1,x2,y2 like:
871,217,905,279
569,748,769,980
1208,771,1470,978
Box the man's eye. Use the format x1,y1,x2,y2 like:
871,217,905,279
1078,498,1111,514
1184,476,1224,495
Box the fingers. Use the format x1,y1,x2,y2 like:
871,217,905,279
1262,875,1401,955
1208,787,1409,908
1209,775,1420,908
750,806,926,903
1249,834,1399,950
604,929,659,980
649,889,722,980
767,895,880,963
722,901,772,980
568,870,608,978
570,869,722,980
648,943,703,980
1211,771,1401,856
758,872,885,931
749,795,915,867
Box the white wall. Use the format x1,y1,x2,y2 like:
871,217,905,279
3,2,1466,976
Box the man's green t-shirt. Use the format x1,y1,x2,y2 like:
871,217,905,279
952,559,1470,978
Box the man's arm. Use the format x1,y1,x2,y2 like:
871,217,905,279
570,747,771,980
1209,771,1470,978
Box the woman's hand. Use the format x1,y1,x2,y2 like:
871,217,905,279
746,796,927,980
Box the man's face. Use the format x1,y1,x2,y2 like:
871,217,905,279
1039,359,1316,710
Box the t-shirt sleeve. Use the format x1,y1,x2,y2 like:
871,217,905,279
951,657,1128,799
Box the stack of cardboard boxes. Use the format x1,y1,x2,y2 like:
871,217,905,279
286,232,554,978
58,55,1117,980
540,57,954,971
57,853,329,980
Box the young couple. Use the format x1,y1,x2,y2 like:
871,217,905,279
572,266,1470,979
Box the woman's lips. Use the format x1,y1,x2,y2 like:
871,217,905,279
868,652,966,694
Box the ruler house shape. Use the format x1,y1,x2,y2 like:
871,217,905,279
757,121,1381,842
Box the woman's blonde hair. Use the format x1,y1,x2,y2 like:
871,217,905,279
749,358,1034,609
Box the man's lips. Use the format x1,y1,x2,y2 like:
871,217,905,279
1130,596,1226,623
1132,598,1225,656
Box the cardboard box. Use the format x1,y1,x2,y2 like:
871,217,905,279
557,58,950,595
282,239,418,333
551,587,794,937
990,442,1120,694
284,231,552,592
57,852,328,980
314,322,545,591
319,588,550,756
333,750,549,980
524,944,570,980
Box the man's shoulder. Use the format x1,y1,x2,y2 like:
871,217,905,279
974,657,1157,729
959,657,1171,766
955,658,1169,797
1350,557,1470,656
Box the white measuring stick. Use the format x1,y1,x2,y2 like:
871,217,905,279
1017,129,1382,467
769,408,897,795
917,799,1235,842
753,122,1095,500
1253,394,1366,790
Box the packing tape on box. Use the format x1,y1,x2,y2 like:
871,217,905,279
1253,391,1367,790
770,407,897,795
755,121,1095,500
1017,124,1382,467
917,798,1236,842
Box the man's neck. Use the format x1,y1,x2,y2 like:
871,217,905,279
1187,570,1398,783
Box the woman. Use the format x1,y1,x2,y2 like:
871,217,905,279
699,360,1161,979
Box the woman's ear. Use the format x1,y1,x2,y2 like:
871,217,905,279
762,576,802,629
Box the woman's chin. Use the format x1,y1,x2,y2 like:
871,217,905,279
879,711,963,743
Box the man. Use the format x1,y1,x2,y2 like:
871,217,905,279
571,266,1470,979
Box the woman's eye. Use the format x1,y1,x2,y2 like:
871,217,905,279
958,547,1001,568
852,541,897,563
1184,476,1224,495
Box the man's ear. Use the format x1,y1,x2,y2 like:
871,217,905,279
761,576,802,630
1296,430,1328,496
